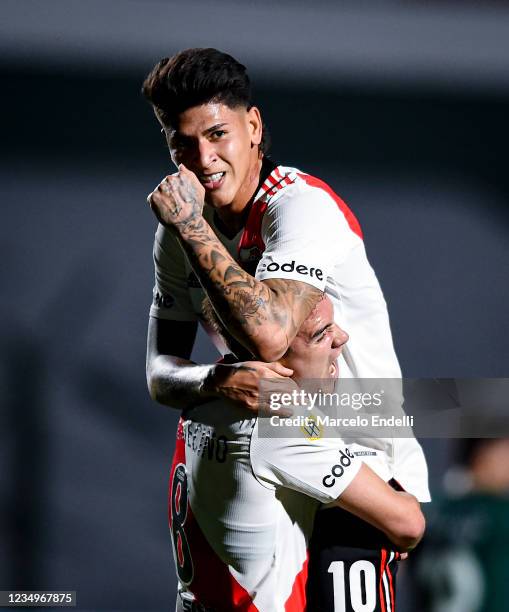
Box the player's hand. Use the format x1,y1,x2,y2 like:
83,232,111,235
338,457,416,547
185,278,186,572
147,164,205,228
203,361,298,415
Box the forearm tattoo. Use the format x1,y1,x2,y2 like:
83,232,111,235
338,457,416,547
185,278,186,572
174,215,322,354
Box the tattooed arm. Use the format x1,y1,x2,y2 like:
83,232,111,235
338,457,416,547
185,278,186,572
147,165,322,362
146,316,295,412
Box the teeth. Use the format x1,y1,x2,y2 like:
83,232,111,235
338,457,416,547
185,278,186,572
201,172,224,182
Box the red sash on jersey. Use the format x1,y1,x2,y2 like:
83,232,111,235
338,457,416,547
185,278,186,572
169,419,259,611
237,167,363,274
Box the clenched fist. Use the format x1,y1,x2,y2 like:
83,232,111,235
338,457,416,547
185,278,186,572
147,164,205,228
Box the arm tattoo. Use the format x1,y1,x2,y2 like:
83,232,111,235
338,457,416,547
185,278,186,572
174,215,322,356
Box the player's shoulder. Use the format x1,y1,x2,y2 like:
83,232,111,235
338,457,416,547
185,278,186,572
259,164,324,202
261,164,335,200
260,164,363,239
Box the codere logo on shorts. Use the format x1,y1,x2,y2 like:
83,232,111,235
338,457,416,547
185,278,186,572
259,260,323,281
322,448,355,488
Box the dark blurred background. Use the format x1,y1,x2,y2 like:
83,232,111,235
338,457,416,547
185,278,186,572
1,1,508,610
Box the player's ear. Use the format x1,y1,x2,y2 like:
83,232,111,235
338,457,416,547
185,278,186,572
155,110,179,168
247,106,262,147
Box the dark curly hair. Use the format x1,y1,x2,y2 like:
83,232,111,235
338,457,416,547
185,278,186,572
142,48,269,154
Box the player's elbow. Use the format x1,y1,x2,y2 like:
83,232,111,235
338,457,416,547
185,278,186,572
147,379,159,403
252,329,289,362
257,343,288,363
146,365,160,402
146,356,166,403
391,507,426,551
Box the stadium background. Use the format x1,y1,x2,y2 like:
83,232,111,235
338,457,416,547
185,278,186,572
1,1,508,610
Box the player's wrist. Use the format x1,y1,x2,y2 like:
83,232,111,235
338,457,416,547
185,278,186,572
173,211,207,237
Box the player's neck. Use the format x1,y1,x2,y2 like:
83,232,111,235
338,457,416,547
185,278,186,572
215,205,251,237
216,157,276,235
216,156,263,233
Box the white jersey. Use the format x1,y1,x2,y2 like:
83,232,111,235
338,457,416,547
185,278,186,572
152,163,430,502
169,401,361,611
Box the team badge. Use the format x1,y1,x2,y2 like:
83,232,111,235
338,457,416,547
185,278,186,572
300,413,323,441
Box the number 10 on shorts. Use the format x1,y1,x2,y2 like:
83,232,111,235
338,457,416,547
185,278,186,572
328,560,377,612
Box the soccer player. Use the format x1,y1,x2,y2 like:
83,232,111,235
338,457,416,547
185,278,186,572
171,295,424,611
142,48,430,610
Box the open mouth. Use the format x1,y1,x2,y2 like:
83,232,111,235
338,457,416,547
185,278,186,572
199,171,226,190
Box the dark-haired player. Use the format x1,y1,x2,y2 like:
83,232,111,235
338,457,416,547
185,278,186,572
143,48,430,611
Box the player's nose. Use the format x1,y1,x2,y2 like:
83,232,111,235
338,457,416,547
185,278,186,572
196,139,217,169
331,324,349,349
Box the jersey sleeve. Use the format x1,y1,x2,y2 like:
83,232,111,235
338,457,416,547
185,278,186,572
250,421,362,504
255,184,360,291
149,224,198,321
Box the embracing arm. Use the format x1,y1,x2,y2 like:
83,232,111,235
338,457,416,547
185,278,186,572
146,317,294,412
334,463,426,552
147,167,322,362
146,317,215,410
177,218,321,362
